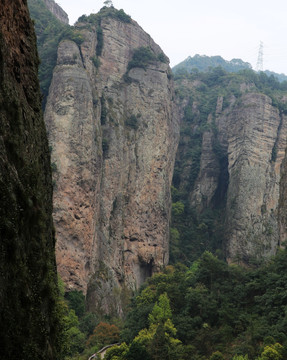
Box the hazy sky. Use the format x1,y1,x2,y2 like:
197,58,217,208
57,0,287,74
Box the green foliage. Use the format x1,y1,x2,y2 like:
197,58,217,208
96,26,104,56
115,9,132,23
157,52,169,63
121,293,183,360
127,47,156,71
78,7,131,25
148,293,172,325
173,54,252,75
210,351,224,360
171,201,184,217
122,250,287,359
257,343,283,360
125,114,139,130
66,290,86,318
104,342,129,360
51,161,57,172
91,56,101,68
101,96,108,124
102,138,109,153
28,0,84,105
79,312,98,336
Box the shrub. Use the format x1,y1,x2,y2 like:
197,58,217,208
96,27,103,56
125,114,139,130
127,47,156,71
86,322,120,348
115,9,132,23
157,52,169,63
102,138,109,153
91,56,101,68
100,96,107,125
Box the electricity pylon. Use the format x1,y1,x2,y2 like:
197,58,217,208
256,41,264,72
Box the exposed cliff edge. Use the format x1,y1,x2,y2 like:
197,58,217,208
172,70,287,265
44,8,179,314
0,0,62,358
43,0,69,24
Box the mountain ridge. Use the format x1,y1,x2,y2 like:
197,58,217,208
173,54,287,82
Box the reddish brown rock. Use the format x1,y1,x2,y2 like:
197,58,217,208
45,12,179,314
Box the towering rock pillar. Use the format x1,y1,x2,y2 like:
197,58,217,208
45,10,179,314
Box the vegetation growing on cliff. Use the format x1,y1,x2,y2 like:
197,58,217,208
28,0,84,104
77,7,132,25
170,67,287,265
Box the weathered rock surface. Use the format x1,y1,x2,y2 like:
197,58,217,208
175,77,287,264
0,0,60,358
43,0,69,24
222,94,287,261
45,12,179,313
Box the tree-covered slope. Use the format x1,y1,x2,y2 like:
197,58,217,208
120,250,287,360
173,55,252,74
173,54,287,83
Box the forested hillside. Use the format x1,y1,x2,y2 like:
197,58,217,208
119,249,287,359
173,54,287,83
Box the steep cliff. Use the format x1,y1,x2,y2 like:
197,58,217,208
172,69,287,264
43,0,69,24
0,0,62,358
44,7,179,314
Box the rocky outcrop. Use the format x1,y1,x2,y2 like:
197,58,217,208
0,0,61,358
45,10,179,314
43,0,69,24
174,75,287,264
221,93,287,261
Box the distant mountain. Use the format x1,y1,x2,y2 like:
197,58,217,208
264,69,287,83
173,54,252,73
173,54,287,82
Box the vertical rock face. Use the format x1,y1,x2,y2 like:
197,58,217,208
45,11,179,313
0,0,61,358
174,75,287,264
279,149,287,246
43,0,69,24
220,94,286,261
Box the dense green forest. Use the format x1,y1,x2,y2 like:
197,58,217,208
62,249,287,360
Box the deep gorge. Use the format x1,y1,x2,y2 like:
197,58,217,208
2,0,287,358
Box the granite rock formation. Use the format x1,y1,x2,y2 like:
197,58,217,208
0,0,61,358
44,10,179,314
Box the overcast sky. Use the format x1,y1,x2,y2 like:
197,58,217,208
57,0,287,74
